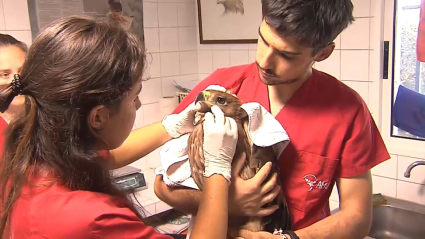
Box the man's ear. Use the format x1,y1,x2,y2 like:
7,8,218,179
88,105,110,132
314,43,335,62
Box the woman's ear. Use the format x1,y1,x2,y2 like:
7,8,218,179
88,105,110,132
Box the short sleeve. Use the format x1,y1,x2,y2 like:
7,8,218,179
336,102,390,178
97,150,111,159
0,116,8,159
91,205,172,239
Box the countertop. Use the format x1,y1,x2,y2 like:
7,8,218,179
129,168,173,218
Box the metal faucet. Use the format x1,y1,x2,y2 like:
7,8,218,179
404,161,425,178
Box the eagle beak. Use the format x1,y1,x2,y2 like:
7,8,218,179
194,91,213,113
195,91,210,104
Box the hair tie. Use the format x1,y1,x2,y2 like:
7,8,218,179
0,74,24,113
11,74,23,96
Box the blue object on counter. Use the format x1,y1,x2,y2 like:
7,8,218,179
393,85,425,138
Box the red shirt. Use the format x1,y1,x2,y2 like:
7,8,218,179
8,181,172,238
173,63,390,230
0,118,169,238
0,116,8,157
0,119,169,238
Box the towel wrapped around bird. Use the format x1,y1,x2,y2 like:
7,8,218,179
156,85,293,236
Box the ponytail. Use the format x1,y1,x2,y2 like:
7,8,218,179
0,74,38,236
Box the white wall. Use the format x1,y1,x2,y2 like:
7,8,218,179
0,1,32,46
133,0,199,170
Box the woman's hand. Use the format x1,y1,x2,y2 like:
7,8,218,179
202,105,238,182
162,102,202,138
189,105,238,239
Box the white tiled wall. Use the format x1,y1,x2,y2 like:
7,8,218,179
136,0,198,170
0,0,198,171
0,0,32,46
307,2,374,117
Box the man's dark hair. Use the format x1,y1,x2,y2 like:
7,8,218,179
262,0,355,54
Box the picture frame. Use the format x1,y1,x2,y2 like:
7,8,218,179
27,0,144,43
197,0,262,44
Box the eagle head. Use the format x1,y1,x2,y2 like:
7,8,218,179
194,89,247,121
216,0,244,15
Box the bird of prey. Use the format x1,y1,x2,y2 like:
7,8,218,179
187,88,292,235
217,0,244,15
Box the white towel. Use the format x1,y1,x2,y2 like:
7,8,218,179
155,85,290,190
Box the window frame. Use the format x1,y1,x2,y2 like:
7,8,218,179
381,0,425,158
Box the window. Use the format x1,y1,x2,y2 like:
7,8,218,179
390,0,425,141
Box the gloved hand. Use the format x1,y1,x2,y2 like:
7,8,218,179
203,105,238,182
162,102,202,138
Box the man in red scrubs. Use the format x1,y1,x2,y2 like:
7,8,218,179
155,0,390,238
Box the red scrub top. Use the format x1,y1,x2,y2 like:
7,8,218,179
7,179,172,238
0,117,170,238
173,63,390,230
0,116,8,157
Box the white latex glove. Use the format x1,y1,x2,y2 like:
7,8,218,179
203,105,238,182
162,102,202,138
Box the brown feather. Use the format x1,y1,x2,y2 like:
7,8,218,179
187,89,292,236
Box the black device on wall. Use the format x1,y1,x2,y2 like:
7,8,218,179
383,40,390,79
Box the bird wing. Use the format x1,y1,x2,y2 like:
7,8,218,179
188,118,253,189
252,142,293,232
187,120,206,190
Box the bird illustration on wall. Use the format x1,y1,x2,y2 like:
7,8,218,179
107,0,134,30
187,88,292,235
217,0,245,15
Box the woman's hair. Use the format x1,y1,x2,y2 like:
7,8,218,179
0,15,146,235
0,33,28,53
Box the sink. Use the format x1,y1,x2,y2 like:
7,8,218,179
369,203,425,239
331,194,425,239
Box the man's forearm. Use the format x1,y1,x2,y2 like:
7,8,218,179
294,209,371,239
154,175,202,215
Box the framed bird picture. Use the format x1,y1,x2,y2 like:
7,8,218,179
197,0,262,44
27,0,144,43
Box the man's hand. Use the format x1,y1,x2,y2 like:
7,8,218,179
154,148,280,218
228,155,280,217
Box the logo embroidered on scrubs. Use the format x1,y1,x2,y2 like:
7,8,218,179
303,174,330,192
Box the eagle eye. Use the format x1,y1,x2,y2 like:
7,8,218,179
216,97,226,105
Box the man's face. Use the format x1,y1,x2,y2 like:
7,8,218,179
256,20,335,85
